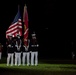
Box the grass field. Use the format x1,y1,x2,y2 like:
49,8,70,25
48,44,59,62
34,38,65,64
0,63,76,75
0,57,76,75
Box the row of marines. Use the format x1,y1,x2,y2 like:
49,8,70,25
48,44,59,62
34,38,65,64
6,32,39,66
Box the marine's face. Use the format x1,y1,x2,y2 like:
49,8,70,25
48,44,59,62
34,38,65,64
32,36,36,39
17,36,20,39
9,36,12,40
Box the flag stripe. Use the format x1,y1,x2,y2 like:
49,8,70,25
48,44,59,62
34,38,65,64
9,19,22,28
23,4,29,46
24,28,28,35
6,25,18,33
6,24,22,33
6,30,18,35
6,7,22,38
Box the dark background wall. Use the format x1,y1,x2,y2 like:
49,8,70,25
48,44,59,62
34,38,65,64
0,0,76,60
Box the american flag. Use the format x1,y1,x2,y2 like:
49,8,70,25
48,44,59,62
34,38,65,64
6,7,22,38
23,4,29,46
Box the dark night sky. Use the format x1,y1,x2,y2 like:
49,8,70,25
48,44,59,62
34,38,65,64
0,0,76,59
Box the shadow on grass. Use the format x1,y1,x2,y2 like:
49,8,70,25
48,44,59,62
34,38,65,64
0,67,76,75
39,59,76,64
1,57,76,75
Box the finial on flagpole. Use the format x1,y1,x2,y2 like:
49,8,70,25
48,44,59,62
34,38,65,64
18,5,20,10
25,4,26,6
24,4,27,9
24,4,26,6
23,4,28,22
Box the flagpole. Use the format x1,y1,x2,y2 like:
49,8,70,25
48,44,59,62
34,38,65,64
18,5,19,10
21,4,24,45
17,4,24,45
22,4,26,46
23,4,29,46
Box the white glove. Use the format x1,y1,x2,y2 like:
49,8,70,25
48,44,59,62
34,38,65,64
8,45,11,47
37,44,39,47
31,45,34,47
30,51,32,53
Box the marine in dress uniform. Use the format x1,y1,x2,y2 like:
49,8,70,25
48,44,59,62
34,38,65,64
22,40,30,66
14,34,22,66
30,32,39,66
71,51,75,59
0,43,3,60
6,34,14,66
